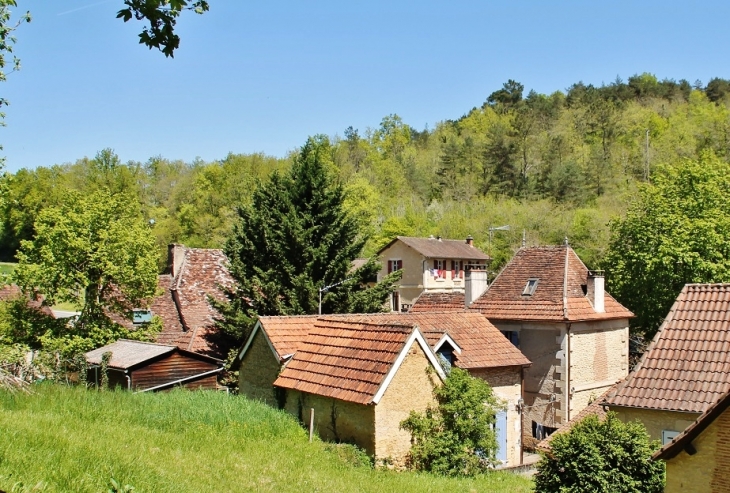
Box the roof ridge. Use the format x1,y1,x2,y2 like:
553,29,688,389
116,339,176,348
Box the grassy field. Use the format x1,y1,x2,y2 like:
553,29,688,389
0,262,16,276
0,385,533,493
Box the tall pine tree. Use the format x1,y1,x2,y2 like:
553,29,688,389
217,136,401,344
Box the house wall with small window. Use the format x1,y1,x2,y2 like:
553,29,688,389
469,366,523,465
611,407,700,444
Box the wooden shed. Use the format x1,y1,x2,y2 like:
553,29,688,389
85,339,223,392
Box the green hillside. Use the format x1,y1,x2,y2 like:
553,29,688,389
0,385,533,493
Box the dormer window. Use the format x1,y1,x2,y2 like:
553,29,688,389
522,278,539,296
132,309,153,325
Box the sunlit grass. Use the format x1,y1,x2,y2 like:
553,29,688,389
0,385,533,493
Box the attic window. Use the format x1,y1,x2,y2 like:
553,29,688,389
522,278,539,296
132,309,153,325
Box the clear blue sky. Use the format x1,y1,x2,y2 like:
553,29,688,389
3,0,730,172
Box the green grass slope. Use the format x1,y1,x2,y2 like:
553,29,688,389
0,385,533,493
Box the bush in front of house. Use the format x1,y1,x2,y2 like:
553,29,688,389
400,367,501,476
534,412,665,493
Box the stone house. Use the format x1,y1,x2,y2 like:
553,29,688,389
653,388,730,493
237,311,531,465
273,317,445,466
465,244,633,447
377,236,489,312
605,283,730,446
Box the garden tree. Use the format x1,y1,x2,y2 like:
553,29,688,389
605,152,730,338
12,189,160,356
400,367,501,476
217,135,401,344
534,413,664,493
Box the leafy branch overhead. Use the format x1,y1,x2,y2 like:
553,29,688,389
117,0,209,57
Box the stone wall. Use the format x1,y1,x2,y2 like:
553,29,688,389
374,340,441,467
569,322,628,417
238,329,281,407
664,407,730,493
469,366,523,465
283,390,376,456
613,407,700,443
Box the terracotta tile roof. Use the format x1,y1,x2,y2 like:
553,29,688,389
606,284,730,414
469,245,633,322
536,382,621,453
378,236,490,261
273,318,435,405
409,291,465,313
151,275,186,346
0,284,54,317
350,312,531,370
258,315,321,360
654,387,730,460
85,339,176,369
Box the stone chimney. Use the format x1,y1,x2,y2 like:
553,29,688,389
587,270,605,313
465,263,488,307
466,235,474,247
167,244,186,278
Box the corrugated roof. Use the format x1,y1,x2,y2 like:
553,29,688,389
379,236,490,261
85,339,176,369
469,245,633,322
273,318,420,405
606,284,730,414
409,291,465,313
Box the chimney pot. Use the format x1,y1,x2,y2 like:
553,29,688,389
466,235,474,246
464,263,488,308
167,244,186,278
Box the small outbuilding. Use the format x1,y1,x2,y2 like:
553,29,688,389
85,339,223,392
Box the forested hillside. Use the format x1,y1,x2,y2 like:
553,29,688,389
3,74,730,273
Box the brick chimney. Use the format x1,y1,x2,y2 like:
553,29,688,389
587,270,605,313
465,263,488,307
167,244,186,278
466,235,474,247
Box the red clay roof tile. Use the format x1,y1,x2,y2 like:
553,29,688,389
606,284,730,414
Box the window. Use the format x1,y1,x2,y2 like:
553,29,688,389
502,330,519,347
532,421,558,440
132,309,153,325
387,259,402,274
522,278,539,296
452,260,462,279
432,259,446,279
662,430,680,445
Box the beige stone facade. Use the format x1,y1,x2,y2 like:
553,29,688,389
281,338,440,466
664,409,730,493
238,329,282,407
613,407,700,443
470,366,523,465
492,319,629,447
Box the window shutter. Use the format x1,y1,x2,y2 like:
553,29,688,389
451,260,456,277
388,260,392,274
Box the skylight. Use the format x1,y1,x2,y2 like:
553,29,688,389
522,278,539,296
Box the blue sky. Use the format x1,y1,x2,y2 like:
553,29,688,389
3,0,730,172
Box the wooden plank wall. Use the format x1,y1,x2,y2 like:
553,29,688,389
131,352,219,391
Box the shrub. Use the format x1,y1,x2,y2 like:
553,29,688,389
534,412,664,493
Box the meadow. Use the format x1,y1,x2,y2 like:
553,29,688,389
0,385,533,492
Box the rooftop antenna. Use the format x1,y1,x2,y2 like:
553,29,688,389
522,229,526,248
318,278,353,315
488,224,510,257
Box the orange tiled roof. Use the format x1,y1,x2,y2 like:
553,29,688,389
273,318,429,405
258,315,321,360
350,312,531,370
409,291,465,313
379,236,490,260
469,245,633,322
606,284,730,414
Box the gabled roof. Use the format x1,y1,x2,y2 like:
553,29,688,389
606,284,730,414
354,312,531,370
85,339,176,369
85,339,223,370
409,291,465,313
273,318,445,405
378,236,490,261
469,245,633,322
654,388,730,461
240,315,320,362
